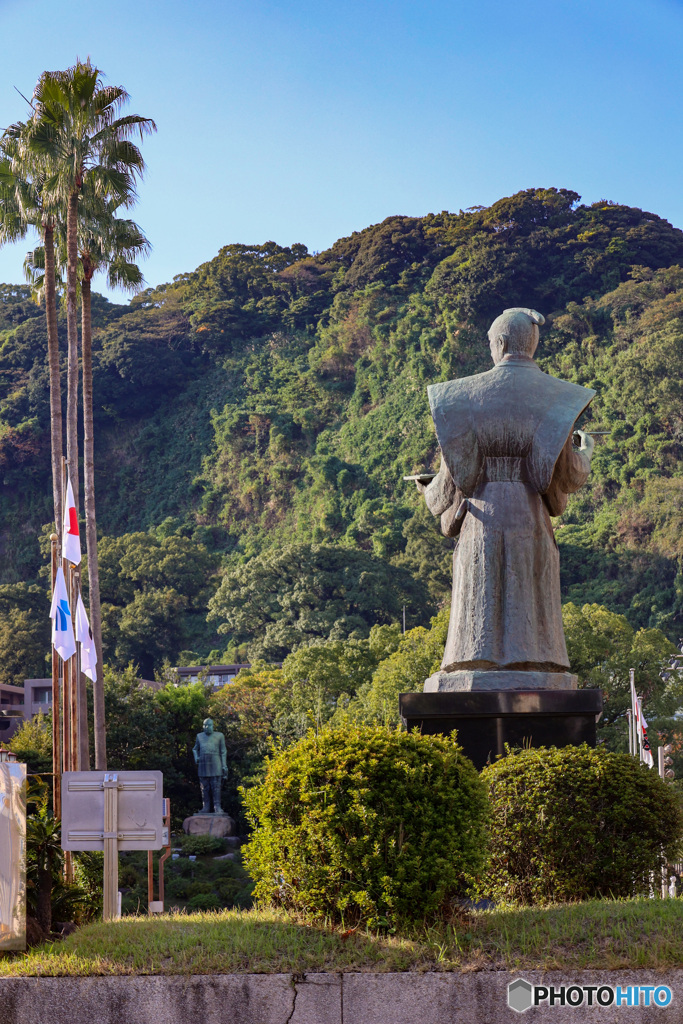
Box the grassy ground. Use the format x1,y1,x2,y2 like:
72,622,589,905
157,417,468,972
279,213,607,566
2,899,683,976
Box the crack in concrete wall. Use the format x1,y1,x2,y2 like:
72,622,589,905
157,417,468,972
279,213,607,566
0,970,681,1023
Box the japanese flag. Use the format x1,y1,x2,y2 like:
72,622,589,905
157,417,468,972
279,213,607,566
637,698,655,769
50,566,76,662
75,593,98,682
62,477,81,565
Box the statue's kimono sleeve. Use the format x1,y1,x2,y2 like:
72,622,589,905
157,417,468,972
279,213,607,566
424,459,465,537
543,431,591,516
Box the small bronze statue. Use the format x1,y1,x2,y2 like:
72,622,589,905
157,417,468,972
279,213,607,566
192,718,227,814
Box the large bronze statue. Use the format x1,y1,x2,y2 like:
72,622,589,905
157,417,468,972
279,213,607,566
192,718,227,814
417,307,595,692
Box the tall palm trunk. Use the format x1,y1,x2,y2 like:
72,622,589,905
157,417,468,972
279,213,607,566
81,271,106,769
43,221,63,534
65,187,79,512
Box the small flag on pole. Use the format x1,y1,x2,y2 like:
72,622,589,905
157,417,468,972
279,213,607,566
75,593,98,682
637,698,654,768
62,477,81,565
50,565,76,662
630,670,642,760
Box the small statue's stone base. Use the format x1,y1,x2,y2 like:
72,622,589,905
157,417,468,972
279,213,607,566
424,669,577,692
399,688,603,770
183,813,235,837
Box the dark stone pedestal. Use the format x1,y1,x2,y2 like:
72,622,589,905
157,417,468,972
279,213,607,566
399,689,603,770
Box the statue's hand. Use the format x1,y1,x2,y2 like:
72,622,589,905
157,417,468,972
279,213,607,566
222,767,228,778
574,429,595,459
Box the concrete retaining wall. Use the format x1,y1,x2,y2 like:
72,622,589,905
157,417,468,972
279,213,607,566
1,970,682,1023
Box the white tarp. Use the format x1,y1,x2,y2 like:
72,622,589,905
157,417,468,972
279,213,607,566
0,761,26,951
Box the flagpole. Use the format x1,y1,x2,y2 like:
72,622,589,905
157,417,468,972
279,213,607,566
60,457,74,882
61,459,70,774
75,572,89,769
629,668,638,761
50,533,61,820
68,563,79,772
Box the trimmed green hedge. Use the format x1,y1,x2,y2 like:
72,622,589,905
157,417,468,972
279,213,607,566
242,726,488,926
479,745,683,904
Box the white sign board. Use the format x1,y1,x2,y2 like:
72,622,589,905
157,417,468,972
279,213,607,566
62,771,164,851
0,762,26,951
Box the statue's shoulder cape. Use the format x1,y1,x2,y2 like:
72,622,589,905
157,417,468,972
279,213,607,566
427,362,595,495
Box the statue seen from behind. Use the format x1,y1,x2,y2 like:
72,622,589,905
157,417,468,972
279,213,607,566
417,307,595,691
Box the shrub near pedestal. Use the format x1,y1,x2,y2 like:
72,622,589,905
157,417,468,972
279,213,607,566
479,744,683,904
242,726,488,926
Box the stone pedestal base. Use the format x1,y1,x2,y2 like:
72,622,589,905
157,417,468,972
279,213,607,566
424,669,577,692
183,813,235,837
399,689,603,771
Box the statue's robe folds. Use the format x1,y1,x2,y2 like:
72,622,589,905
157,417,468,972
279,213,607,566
425,354,595,673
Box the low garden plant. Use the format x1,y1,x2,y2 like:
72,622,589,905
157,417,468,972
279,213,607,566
478,744,683,904
177,834,226,856
242,725,489,926
118,846,253,915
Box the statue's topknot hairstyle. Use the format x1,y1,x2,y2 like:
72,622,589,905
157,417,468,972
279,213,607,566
488,307,545,354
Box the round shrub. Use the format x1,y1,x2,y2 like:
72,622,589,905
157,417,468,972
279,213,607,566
178,834,225,856
242,725,489,926
479,744,683,904
186,893,221,911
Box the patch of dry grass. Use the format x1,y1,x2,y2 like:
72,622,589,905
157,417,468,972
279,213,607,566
2,899,682,976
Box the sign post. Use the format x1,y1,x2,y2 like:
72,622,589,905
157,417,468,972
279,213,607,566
61,770,164,922
147,797,171,914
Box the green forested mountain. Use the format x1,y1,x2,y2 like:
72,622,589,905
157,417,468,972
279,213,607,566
3,186,683,680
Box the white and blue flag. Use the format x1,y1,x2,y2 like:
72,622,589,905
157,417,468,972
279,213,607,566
75,593,97,682
50,566,76,662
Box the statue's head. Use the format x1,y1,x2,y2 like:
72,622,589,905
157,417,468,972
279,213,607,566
488,308,545,365
203,718,214,735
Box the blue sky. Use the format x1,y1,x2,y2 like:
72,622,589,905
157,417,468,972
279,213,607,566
0,0,681,300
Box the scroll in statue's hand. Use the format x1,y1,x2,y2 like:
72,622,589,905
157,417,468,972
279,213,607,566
573,429,595,458
403,472,437,494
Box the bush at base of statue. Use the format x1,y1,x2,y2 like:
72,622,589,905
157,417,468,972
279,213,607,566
241,725,489,927
178,834,226,856
478,744,683,905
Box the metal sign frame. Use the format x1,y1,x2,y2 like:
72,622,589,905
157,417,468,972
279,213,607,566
61,770,163,921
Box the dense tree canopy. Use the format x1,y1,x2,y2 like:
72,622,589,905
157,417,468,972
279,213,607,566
208,543,431,662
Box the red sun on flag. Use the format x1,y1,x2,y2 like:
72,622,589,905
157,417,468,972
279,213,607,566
67,506,79,536
62,477,82,565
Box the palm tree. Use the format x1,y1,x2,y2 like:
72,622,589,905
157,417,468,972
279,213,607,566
79,204,150,769
20,59,156,516
0,133,64,533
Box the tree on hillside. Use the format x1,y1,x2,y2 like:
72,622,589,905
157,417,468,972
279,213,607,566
21,59,156,517
208,543,432,661
0,134,63,532
98,530,220,677
10,61,156,768
562,602,678,729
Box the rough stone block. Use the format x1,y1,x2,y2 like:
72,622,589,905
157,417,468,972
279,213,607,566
182,813,235,836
